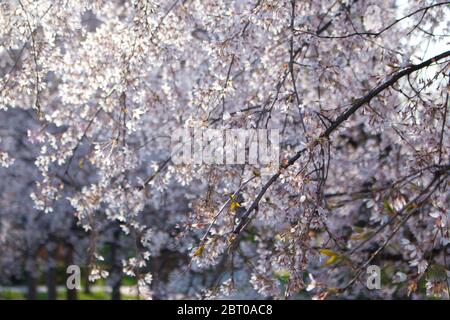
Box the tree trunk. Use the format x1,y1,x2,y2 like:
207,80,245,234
110,228,121,300
26,271,37,300
84,270,91,294
46,245,57,300
111,278,121,300
46,265,57,300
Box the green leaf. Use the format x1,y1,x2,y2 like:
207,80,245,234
274,269,290,284
428,264,447,282
193,244,205,257
319,249,339,266
383,200,396,216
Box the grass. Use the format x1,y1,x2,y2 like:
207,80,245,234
0,288,137,300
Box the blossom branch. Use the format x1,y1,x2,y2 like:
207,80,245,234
232,49,450,236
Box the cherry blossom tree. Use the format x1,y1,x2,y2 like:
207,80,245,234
0,0,449,299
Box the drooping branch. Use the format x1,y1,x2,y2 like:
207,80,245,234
340,172,448,292
233,49,450,236
295,2,450,39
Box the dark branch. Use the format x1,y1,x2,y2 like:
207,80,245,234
232,49,450,235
